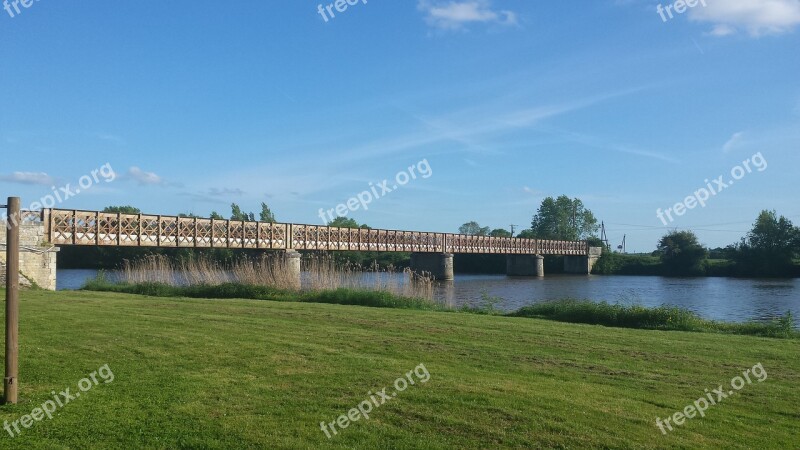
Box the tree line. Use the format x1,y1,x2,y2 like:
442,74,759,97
456,195,799,278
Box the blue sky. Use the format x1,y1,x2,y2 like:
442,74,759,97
2,0,799,251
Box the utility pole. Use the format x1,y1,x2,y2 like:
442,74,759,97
4,197,20,404
509,224,518,237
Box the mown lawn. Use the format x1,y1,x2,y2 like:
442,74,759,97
0,289,798,449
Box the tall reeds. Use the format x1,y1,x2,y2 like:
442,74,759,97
116,253,434,300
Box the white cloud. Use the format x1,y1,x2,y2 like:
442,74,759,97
127,166,165,186
418,0,517,30
179,187,245,204
0,171,55,186
207,187,245,197
522,186,541,196
708,24,736,36
689,0,800,36
723,131,745,152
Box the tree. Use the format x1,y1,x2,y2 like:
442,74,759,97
328,217,360,229
515,229,535,239
259,202,276,223
489,228,512,237
530,196,598,240
733,210,798,277
230,203,254,221
657,230,707,276
102,206,140,214
209,211,224,220
459,221,490,236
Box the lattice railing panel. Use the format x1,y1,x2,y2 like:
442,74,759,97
196,219,212,247
211,221,227,247
49,210,73,244
140,215,159,246
243,222,258,249
177,218,195,247
158,217,177,246
229,222,243,248
119,215,139,246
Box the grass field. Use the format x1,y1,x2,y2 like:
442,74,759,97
0,289,798,449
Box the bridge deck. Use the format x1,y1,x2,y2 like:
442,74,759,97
39,209,589,256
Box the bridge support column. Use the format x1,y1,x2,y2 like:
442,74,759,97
283,250,302,290
0,222,59,290
506,254,544,277
563,247,603,274
410,253,454,281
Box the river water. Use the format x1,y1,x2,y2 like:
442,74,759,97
57,269,800,325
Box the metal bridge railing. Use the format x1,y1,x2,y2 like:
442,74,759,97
42,208,590,256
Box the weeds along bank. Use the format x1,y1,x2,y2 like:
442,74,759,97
82,254,799,339
102,253,435,302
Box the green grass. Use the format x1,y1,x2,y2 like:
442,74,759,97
0,289,798,449
510,300,798,338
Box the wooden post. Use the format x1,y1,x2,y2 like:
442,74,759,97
41,209,50,242
116,213,122,246
95,212,100,246
210,218,215,248
5,197,20,404
72,209,77,245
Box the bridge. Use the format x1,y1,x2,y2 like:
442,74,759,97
4,208,602,289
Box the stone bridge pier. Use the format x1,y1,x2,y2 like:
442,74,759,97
563,247,603,274
1,222,59,290
410,252,454,281
283,250,302,290
506,254,545,277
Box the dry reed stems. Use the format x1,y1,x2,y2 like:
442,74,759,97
118,253,434,300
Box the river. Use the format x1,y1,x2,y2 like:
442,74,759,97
57,269,800,325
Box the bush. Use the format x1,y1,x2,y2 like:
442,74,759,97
591,253,661,275
657,231,707,276
509,300,798,338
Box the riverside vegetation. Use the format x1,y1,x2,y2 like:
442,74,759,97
82,254,798,339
